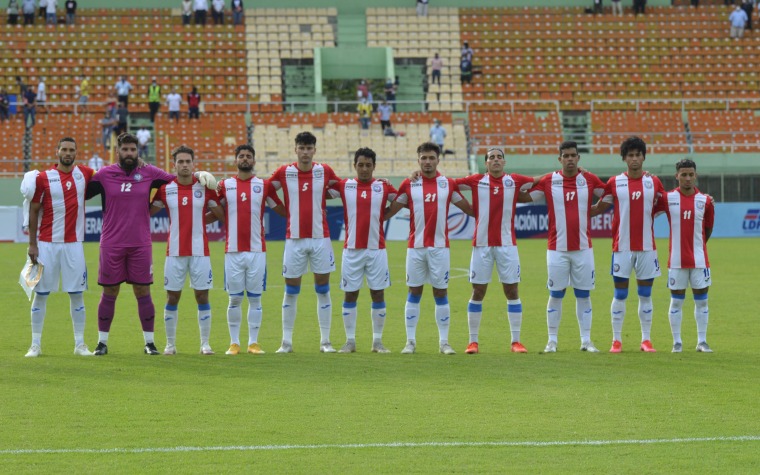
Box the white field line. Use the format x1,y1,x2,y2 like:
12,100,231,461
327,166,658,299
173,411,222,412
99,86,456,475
1,435,759,456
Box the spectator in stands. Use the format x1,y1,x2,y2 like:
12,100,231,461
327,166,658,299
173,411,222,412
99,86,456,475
136,127,151,159
593,0,603,15
612,0,623,15
429,119,446,151
230,0,243,25
114,76,133,107
211,0,224,24
194,0,208,25
16,75,27,95
148,78,161,123
181,0,192,25
357,80,369,100
76,74,89,114
416,0,428,17
64,0,74,25
187,86,201,119
384,77,397,112
45,0,56,25
36,77,46,113
8,0,20,25
460,56,472,84
730,5,748,38
431,53,443,85
38,0,45,19
100,106,117,152
461,41,473,62
357,96,372,130
115,101,128,135
0,88,9,121
633,0,646,15
167,89,182,122
378,99,393,132
23,86,36,128
89,151,104,171
22,0,34,24
741,0,753,31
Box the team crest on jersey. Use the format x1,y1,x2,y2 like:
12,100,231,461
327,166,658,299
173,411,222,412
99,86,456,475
577,178,586,186
373,184,382,193
644,181,653,189
194,190,203,198
504,178,514,187
253,185,262,193
438,180,447,189
696,200,705,210
133,173,143,182
74,172,83,180
314,170,323,178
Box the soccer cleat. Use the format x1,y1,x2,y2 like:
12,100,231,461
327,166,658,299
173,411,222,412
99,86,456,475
320,342,337,353
74,343,94,356
225,343,240,355
696,341,713,353
338,339,356,353
200,344,214,355
401,340,416,354
144,342,160,355
25,344,41,358
371,341,391,354
465,342,479,354
580,341,601,353
543,341,557,353
672,342,683,353
440,343,456,355
275,341,293,354
640,340,657,353
609,340,623,353
511,342,528,353
93,342,108,356
247,343,265,354
164,344,177,356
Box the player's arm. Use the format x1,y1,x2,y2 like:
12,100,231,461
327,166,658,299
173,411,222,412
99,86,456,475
590,176,613,216
206,203,225,224
85,180,104,200
384,198,406,221
704,196,715,242
451,192,474,217
149,203,163,216
27,202,42,264
590,199,612,217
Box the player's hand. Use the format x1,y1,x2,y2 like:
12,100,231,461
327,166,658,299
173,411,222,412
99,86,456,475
137,158,147,168
28,244,39,265
195,171,218,190
409,170,422,181
377,177,391,185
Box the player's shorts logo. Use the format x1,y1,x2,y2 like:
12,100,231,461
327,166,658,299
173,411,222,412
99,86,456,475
164,277,169,285
670,278,675,285
644,181,653,189
438,181,447,189
548,279,554,287
613,263,620,272
471,270,476,279
342,278,347,288
194,190,203,198
373,184,382,193
282,265,287,274
504,178,514,187
253,185,262,193
577,178,586,187
134,173,143,182
696,200,704,210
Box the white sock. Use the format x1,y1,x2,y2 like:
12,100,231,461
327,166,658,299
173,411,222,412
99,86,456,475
198,304,212,345
694,296,709,343
611,298,626,341
467,300,483,343
281,291,298,344
247,294,262,345
69,292,86,346
316,290,332,344
435,299,451,344
638,295,653,342
143,331,154,344
405,297,421,341
31,293,48,346
371,302,386,341
342,302,357,340
164,304,179,346
507,299,522,343
546,296,563,342
668,296,684,344
98,331,109,343
227,293,243,345
576,297,592,343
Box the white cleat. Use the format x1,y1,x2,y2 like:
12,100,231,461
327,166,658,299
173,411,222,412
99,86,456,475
544,341,557,353
320,342,337,353
200,344,215,355
372,340,391,354
696,341,713,353
25,344,41,358
74,343,94,356
401,340,416,354
439,343,456,355
580,341,600,353
276,341,293,353
164,344,177,355
338,339,356,353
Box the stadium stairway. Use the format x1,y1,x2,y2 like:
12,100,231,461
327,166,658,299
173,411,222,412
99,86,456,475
337,12,366,48
562,111,591,153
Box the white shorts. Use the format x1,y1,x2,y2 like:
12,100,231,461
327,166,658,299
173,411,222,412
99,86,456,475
163,256,213,291
406,247,450,289
340,248,391,292
668,268,711,291
282,238,336,278
546,249,595,291
35,241,88,293
224,251,267,294
469,246,520,285
611,250,661,280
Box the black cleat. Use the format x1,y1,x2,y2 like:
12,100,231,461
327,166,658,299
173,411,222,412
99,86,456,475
93,342,108,356
144,342,160,355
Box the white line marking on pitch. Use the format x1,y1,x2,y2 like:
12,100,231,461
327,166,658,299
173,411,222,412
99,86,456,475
1,435,758,455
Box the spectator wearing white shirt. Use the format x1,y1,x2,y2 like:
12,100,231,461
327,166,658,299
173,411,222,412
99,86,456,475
193,0,208,25
211,0,224,24
136,127,151,159
181,0,192,25
88,152,104,171
36,78,46,113
230,0,243,25
38,0,46,19
166,90,182,121
45,0,56,25
114,76,133,107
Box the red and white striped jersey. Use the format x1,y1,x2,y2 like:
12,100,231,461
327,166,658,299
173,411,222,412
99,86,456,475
456,173,534,247
270,162,340,239
395,174,463,249
217,176,281,253
602,173,665,252
656,188,714,269
530,171,605,251
332,178,398,250
32,165,94,243
151,179,219,257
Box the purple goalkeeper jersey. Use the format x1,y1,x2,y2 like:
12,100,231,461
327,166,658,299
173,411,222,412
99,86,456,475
88,163,174,248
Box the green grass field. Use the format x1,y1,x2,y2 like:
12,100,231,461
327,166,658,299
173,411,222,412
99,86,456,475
1,238,758,473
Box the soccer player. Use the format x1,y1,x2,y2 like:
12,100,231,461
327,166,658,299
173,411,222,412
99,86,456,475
594,136,665,353
215,144,285,356
150,146,221,356
269,131,342,353
529,140,606,353
25,137,94,357
655,159,715,353
329,147,398,354
86,133,217,355
387,142,474,355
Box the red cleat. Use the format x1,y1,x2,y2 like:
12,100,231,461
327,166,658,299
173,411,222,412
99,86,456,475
510,341,528,353
609,340,622,353
465,342,479,354
640,340,657,353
